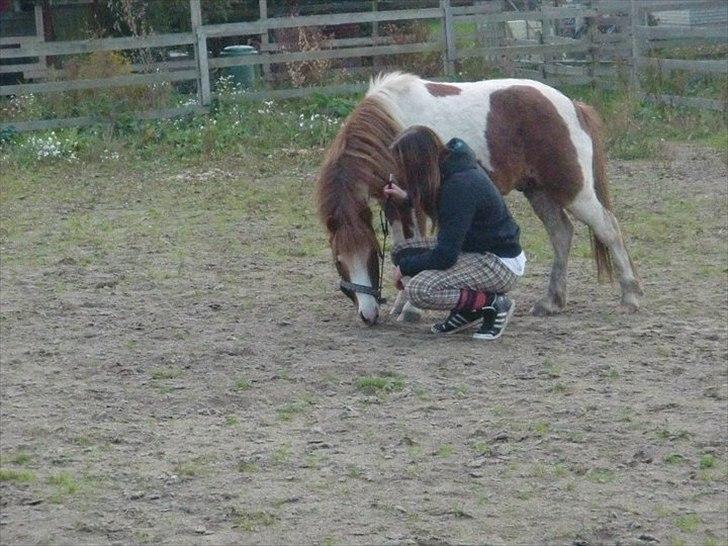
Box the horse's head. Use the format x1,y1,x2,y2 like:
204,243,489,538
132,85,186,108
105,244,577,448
325,205,382,325
317,96,404,325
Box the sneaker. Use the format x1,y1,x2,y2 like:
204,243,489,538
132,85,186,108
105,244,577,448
431,308,483,334
473,295,515,340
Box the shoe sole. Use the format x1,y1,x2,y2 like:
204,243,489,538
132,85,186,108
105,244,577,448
472,302,515,340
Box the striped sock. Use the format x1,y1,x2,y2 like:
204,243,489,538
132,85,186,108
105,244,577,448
455,289,494,312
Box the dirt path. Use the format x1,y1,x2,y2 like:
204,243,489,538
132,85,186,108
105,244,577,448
1,143,726,545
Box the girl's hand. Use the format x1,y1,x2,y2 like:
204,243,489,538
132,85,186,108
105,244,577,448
383,182,408,202
393,266,404,291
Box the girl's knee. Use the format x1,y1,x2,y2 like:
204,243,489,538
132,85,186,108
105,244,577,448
404,277,429,308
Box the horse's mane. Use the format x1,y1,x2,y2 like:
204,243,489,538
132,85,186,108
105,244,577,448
317,95,402,253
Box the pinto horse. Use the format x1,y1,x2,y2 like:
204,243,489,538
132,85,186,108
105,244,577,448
317,72,642,325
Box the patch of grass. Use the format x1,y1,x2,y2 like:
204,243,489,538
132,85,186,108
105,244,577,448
543,358,562,378
235,378,252,392
47,471,80,495
414,388,430,401
699,454,715,469
436,444,454,458
234,509,278,532
452,385,468,399
276,395,314,421
355,372,405,395
271,444,292,465
173,459,208,478
656,428,692,442
346,465,364,479
150,367,183,380
532,421,551,436
675,513,701,533
585,468,615,484
664,453,685,465
225,415,239,426
0,468,36,482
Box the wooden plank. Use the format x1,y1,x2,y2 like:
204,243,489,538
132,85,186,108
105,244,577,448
637,57,728,74
642,93,725,111
595,0,723,11
456,40,590,60
0,63,45,74
201,7,444,37
638,25,728,41
208,41,441,68
441,0,456,77
0,33,196,59
0,70,199,96
0,36,39,46
0,105,206,133
451,5,596,19
236,82,367,101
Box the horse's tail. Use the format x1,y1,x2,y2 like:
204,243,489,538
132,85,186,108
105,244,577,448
574,100,613,283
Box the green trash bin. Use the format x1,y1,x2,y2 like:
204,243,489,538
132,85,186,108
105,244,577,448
219,45,258,89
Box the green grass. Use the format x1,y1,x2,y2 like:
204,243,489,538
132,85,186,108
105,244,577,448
675,514,701,533
233,509,278,532
664,453,685,465
355,372,405,395
235,378,252,392
47,471,80,495
698,455,716,469
0,468,36,482
276,395,314,421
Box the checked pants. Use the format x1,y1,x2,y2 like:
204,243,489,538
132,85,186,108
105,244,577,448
392,237,518,311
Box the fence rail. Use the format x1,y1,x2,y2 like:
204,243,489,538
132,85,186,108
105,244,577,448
1,0,726,132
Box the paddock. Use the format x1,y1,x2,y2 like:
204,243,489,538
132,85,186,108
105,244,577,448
0,141,726,544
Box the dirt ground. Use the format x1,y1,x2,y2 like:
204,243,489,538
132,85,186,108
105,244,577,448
1,142,726,546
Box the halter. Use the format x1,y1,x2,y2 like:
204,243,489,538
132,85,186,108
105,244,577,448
339,187,392,305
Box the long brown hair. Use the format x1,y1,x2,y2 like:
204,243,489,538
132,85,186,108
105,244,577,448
389,126,446,227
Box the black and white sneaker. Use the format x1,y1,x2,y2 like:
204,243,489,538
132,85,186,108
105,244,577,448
473,295,515,340
431,309,483,335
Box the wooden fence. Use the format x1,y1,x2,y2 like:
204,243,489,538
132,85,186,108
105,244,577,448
0,0,726,132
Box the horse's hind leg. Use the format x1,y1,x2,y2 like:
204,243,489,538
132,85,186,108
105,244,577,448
568,191,643,312
525,189,574,316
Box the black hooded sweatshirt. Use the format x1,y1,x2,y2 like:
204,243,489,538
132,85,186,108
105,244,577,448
397,138,522,277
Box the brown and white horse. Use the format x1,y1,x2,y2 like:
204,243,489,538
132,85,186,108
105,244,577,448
317,72,642,325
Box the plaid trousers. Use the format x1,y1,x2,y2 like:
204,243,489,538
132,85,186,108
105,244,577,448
392,237,518,310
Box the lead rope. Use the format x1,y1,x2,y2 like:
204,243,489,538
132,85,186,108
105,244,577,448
378,206,389,302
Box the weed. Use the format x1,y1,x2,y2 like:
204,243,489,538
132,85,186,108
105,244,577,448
436,444,454,458
150,367,182,380
585,468,615,484
675,513,701,533
664,453,685,465
0,468,35,482
235,378,252,392
9,452,31,465
233,509,278,532
277,395,314,421
47,471,80,495
225,415,239,426
271,445,292,465
355,373,405,395
698,454,715,469
532,421,551,436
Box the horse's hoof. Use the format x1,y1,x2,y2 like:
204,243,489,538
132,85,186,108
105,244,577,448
530,299,563,317
620,293,640,313
397,309,422,323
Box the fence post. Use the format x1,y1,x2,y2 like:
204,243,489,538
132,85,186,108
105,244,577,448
34,4,47,76
629,0,642,95
259,0,272,82
440,0,456,78
190,0,211,106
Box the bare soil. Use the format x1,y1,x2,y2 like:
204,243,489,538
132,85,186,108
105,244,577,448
1,143,726,545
